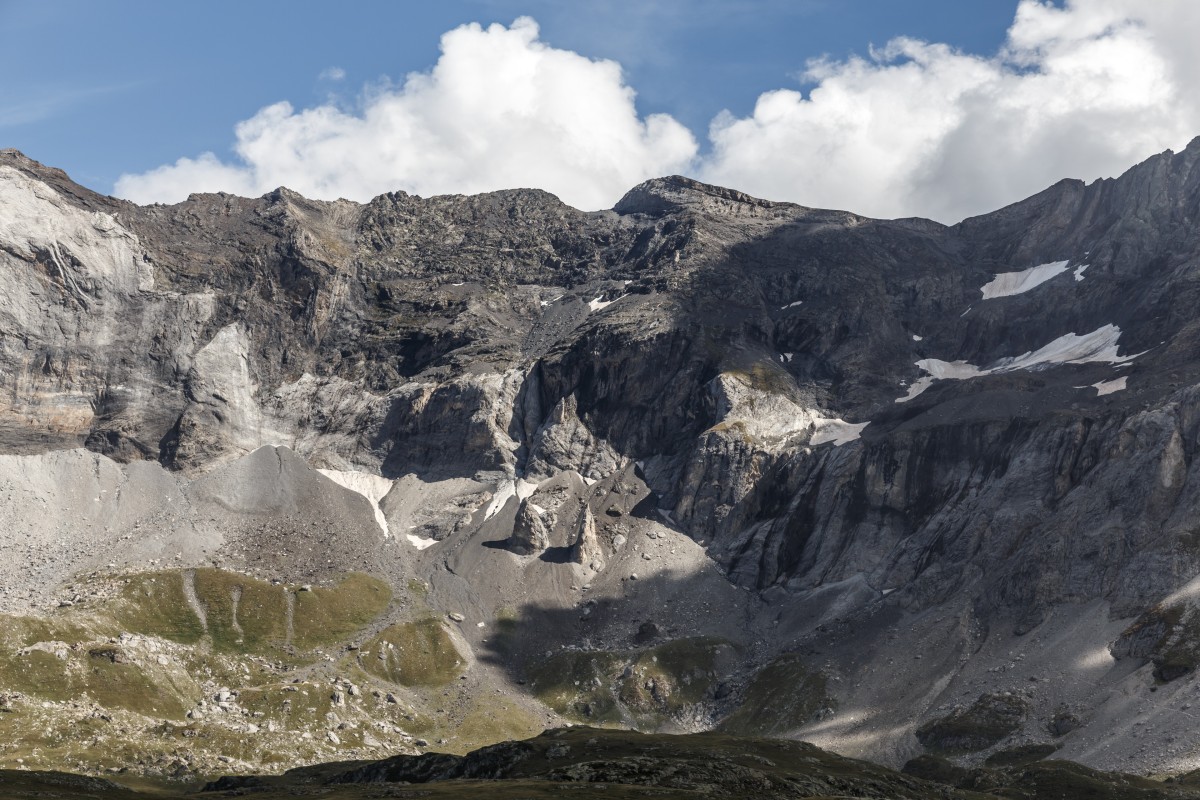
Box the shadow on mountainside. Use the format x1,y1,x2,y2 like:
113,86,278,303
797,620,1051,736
472,558,771,732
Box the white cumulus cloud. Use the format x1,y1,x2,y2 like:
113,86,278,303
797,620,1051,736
116,17,698,211
700,0,1200,221
116,2,1200,222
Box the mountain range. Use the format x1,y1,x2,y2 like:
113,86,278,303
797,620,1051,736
4,140,1200,792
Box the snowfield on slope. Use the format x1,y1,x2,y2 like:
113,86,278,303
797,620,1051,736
318,469,394,537
587,294,628,313
898,324,1139,402
1091,376,1128,396
810,418,870,446
979,260,1070,299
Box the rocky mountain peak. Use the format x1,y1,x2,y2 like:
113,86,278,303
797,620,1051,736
0,148,45,170
0,147,31,164
614,174,785,217
0,148,116,210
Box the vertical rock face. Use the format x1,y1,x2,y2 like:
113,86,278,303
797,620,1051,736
9,143,1200,771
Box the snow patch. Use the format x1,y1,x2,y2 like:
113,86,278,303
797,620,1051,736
810,418,870,446
1073,263,1089,281
912,334,923,342
779,352,794,363
780,301,803,310
897,324,1140,402
587,294,628,313
980,260,1070,299
483,479,517,520
317,469,394,537
1090,376,1127,396
406,532,438,550
540,294,564,307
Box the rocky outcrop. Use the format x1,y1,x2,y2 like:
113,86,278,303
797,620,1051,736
570,505,604,571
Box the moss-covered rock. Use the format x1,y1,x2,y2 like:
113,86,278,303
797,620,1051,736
360,619,465,687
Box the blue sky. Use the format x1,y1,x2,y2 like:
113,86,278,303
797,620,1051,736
3,1,1197,221
2,2,1016,187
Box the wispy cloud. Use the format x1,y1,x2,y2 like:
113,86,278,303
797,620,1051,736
0,81,141,129
470,0,825,69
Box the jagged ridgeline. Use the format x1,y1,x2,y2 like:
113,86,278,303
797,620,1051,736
5,139,1200,788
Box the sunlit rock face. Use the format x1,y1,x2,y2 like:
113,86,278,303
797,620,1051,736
6,141,1200,776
